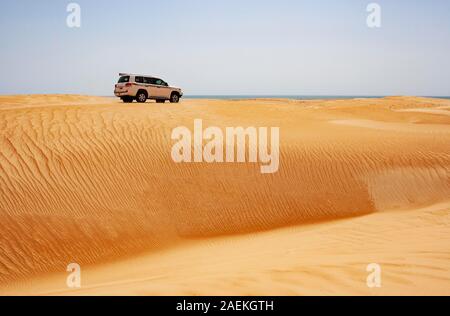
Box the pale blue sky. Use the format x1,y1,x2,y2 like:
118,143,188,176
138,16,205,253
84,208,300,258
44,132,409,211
0,0,449,96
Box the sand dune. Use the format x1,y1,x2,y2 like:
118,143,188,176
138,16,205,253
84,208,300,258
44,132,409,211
6,202,450,296
0,95,449,295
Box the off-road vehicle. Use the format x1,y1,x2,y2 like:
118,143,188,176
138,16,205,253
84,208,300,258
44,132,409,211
114,73,183,103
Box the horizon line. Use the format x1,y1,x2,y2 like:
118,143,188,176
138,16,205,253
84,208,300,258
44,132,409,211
1,93,450,99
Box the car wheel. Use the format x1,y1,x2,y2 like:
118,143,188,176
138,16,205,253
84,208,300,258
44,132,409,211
122,97,133,103
170,93,180,103
136,91,147,103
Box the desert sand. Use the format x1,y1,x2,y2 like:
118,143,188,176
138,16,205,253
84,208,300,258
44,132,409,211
0,95,449,295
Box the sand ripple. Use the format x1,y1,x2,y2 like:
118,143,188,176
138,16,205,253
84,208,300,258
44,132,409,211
0,95,449,284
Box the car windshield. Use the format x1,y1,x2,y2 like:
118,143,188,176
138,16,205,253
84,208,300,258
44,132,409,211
118,76,130,83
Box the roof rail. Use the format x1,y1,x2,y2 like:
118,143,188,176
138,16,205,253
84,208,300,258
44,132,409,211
119,73,158,78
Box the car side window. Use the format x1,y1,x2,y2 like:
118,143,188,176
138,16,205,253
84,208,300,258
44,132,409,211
132,77,167,86
148,77,159,84
118,76,130,83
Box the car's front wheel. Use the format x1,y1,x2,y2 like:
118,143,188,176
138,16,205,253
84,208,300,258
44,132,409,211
170,93,180,103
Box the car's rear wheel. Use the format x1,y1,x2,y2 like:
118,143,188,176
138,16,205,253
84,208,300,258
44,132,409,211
121,96,133,103
170,93,180,103
136,91,148,103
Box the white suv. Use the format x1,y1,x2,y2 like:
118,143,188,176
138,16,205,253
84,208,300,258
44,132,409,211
114,73,183,103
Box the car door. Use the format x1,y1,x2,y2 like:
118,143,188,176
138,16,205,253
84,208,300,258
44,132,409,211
143,77,160,98
154,79,171,99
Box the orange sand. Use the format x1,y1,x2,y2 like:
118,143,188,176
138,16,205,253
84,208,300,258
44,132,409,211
0,95,449,295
